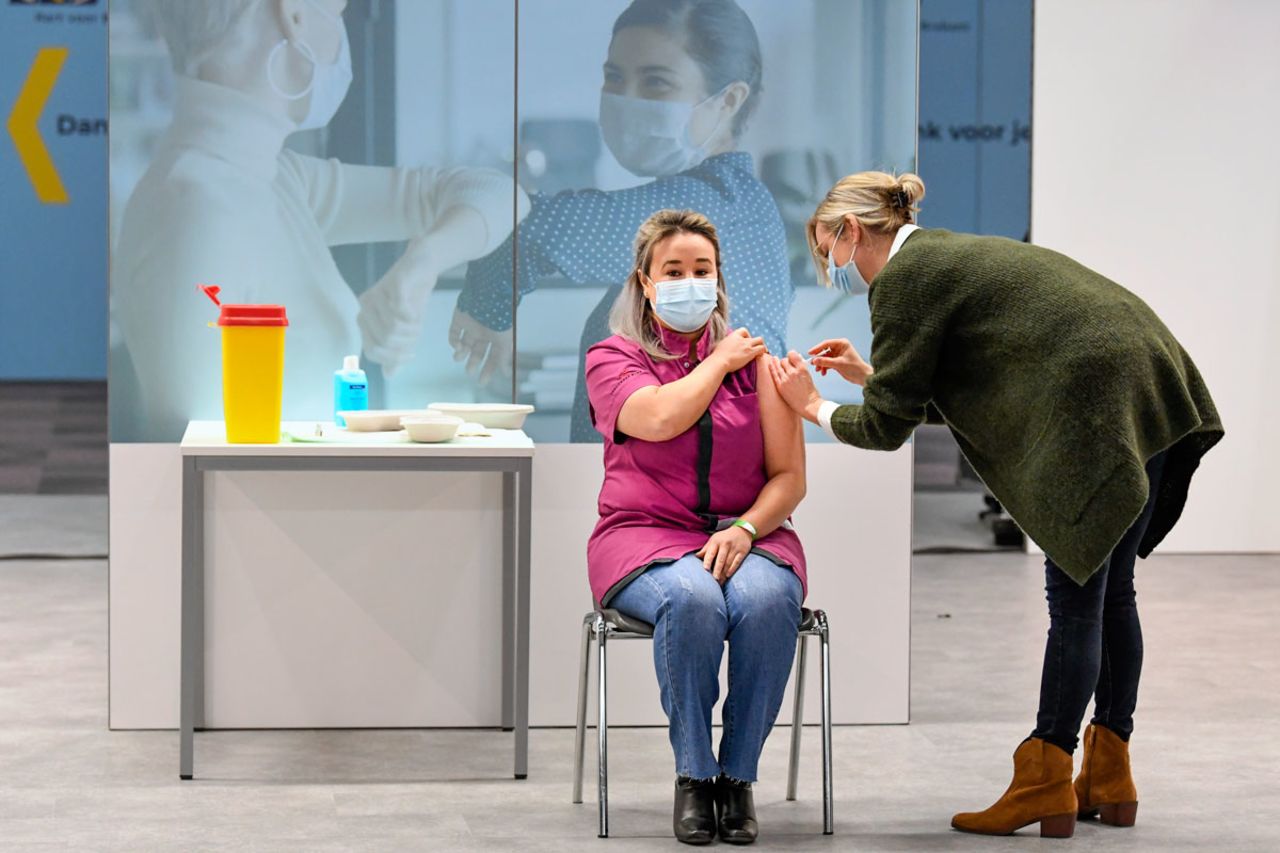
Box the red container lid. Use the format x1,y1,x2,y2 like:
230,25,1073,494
217,304,289,327
199,285,288,327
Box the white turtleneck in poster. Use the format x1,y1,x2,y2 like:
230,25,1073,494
112,77,525,441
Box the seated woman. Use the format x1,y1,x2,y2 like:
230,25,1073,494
585,209,807,846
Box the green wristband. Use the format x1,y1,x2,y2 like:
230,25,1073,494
732,519,758,540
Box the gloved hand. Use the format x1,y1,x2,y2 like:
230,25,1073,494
448,305,513,385
357,249,439,377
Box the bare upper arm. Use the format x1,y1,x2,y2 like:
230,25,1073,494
757,354,806,483
615,385,671,443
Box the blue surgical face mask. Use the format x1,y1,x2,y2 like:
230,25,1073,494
267,0,353,131
649,276,720,333
826,224,869,296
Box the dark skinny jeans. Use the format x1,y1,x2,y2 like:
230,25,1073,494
1031,450,1168,754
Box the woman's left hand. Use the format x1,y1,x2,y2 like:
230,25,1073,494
449,305,514,385
768,352,824,423
697,526,754,585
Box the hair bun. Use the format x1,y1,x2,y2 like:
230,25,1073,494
897,173,926,205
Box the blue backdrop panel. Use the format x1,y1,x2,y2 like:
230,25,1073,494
0,1,107,380
919,0,1031,239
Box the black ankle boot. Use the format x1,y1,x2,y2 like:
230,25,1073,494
716,775,759,844
673,776,717,845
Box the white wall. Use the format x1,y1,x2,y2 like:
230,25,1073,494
109,442,913,729
1031,0,1280,552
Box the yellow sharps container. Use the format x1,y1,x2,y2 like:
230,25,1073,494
200,284,288,443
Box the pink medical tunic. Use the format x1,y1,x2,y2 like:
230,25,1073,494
584,322,807,607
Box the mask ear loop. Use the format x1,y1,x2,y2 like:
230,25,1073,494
835,223,859,267
637,269,657,314
267,37,318,100
820,223,844,286
687,86,732,151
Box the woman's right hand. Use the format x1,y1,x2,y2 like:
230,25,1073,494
709,328,767,374
357,257,440,377
808,338,873,386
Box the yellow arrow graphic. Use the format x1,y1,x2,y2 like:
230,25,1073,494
7,47,69,205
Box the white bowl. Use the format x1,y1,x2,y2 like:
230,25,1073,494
400,415,463,443
426,403,535,429
340,409,429,432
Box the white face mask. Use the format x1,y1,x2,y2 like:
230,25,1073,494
650,277,720,333
598,90,727,177
267,0,353,131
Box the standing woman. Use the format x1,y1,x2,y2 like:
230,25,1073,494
769,172,1223,838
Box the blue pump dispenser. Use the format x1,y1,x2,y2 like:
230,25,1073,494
334,355,369,427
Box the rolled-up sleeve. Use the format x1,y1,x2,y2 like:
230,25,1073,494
282,153,527,252
585,339,660,443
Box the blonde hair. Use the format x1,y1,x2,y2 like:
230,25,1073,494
806,171,925,286
609,209,731,361
135,0,260,76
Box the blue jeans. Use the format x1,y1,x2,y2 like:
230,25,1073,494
1031,450,1167,754
610,553,803,782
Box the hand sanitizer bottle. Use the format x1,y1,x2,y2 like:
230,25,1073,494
334,355,369,427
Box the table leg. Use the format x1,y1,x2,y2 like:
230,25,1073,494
179,456,204,780
514,458,532,779
501,470,516,732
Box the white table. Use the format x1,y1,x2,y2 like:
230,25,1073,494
177,421,535,780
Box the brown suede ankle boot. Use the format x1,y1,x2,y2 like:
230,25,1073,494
1075,723,1139,827
951,738,1078,838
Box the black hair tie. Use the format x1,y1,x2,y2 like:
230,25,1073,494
890,188,910,210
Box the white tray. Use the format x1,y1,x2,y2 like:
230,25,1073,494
427,403,535,429
338,410,429,432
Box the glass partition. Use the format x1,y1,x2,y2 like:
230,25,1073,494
108,0,917,444
108,0,517,441
503,0,919,442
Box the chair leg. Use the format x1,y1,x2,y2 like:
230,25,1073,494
819,612,833,835
596,619,610,838
786,635,808,801
572,615,593,804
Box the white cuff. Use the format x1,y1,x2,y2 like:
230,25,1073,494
816,399,841,441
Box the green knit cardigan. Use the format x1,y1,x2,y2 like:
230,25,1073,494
830,229,1224,583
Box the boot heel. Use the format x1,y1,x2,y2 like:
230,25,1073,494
1039,813,1077,838
1098,802,1138,827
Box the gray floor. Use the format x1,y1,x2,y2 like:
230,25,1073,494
0,495,108,559
0,383,107,496
912,492,1012,554
1,499,1278,851
912,424,1019,555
